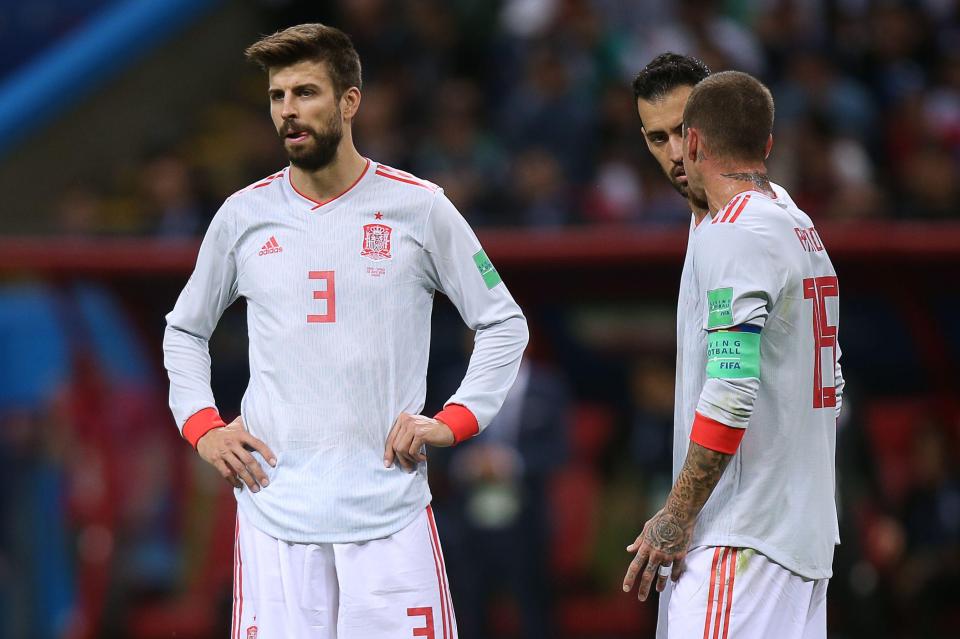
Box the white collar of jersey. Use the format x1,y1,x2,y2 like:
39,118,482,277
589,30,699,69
286,159,373,211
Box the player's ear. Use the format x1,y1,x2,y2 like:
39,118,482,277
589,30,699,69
684,126,699,163
340,86,362,121
764,134,774,160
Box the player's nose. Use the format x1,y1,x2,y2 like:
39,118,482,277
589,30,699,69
280,97,298,120
668,137,684,163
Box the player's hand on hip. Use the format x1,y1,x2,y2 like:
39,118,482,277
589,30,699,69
196,415,277,492
623,509,691,601
384,412,455,472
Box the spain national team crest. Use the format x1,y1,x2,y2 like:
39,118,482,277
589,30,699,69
246,626,258,639
361,223,393,261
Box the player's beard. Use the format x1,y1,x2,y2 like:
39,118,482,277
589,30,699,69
670,164,708,211
281,108,343,172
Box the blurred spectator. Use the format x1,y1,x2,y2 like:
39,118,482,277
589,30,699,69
443,357,570,639
499,44,596,182
412,79,508,224
56,184,107,236
896,422,960,633
582,151,645,224
509,147,574,227
774,49,875,144
140,153,209,237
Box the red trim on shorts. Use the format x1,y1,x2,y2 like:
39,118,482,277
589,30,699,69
703,547,722,639
721,549,738,639
712,549,731,639
182,407,225,449
232,516,239,639
235,515,244,639
434,404,479,444
427,506,455,638
425,507,449,639
690,412,746,455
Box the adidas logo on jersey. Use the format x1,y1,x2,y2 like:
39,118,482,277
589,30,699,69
258,236,283,256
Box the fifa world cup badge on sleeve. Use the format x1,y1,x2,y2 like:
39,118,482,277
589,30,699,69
361,223,393,260
473,249,502,289
707,287,734,328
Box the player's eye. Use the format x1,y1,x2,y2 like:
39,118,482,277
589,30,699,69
269,92,283,101
296,88,315,97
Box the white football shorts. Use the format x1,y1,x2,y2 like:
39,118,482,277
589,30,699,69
231,505,458,639
656,545,828,639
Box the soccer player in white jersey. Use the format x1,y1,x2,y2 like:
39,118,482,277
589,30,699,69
162,23,528,639
622,70,844,639
633,53,712,226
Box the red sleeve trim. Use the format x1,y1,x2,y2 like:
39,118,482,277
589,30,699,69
690,411,745,454
434,403,479,445
182,407,226,449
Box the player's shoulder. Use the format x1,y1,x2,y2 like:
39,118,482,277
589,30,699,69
706,189,800,237
225,167,289,205
698,191,791,260
770,181,797,207
370,162,441,198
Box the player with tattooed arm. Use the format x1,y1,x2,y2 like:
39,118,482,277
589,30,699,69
623,71,844,639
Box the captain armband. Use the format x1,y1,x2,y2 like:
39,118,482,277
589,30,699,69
706,326,761,379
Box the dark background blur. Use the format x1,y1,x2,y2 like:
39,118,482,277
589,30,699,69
1,1,958,638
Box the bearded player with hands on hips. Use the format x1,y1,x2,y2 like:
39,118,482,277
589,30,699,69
163,23,527,639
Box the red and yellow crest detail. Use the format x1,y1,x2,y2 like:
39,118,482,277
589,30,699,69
361,223,393,261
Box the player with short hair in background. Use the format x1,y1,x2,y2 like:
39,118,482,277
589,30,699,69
162,23,528,639
623,69,844,639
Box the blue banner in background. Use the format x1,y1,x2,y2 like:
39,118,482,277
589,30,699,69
0,0,115,80
0,0,222,154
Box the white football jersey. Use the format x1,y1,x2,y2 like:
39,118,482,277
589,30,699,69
163,160,528,543
674,184,843,579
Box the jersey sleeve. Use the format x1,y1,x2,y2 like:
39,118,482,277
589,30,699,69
422,191,529,443
696,223,784,332
834,341,845,420
163,202,239,447
692,223,785,449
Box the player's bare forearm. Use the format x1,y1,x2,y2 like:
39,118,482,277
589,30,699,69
652,442,734,548
623,442,734,599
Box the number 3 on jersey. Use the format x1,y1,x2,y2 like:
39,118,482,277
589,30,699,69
308,271,336,323
802,276,838,408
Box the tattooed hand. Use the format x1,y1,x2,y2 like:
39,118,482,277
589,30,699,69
623,442,734,601
622,509,692,601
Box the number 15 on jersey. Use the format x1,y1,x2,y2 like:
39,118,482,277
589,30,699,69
803,276,838,409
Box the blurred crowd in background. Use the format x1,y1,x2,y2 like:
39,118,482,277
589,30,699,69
44,0,960,236
2,1,960,638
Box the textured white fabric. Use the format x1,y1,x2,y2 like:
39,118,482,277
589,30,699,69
674,184,843,579
232,505,458,639
164,161,528,543
656,545,828,639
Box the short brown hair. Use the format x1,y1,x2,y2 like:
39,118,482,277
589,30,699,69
683,71,774,162
245,23,362,98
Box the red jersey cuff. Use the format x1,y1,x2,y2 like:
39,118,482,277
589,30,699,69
434,404,479,445
690,411,745,454
182,407,226,449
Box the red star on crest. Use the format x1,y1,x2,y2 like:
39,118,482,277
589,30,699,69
374,212,383,220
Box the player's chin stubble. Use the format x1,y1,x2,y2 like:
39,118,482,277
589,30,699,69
284,115,343,172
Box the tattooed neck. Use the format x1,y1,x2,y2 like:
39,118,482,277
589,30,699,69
721,171,774,195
